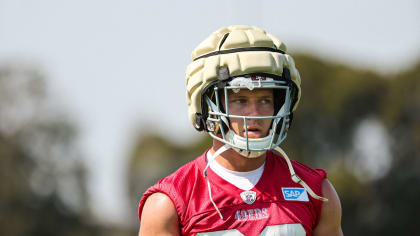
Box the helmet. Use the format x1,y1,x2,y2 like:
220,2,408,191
185,25,302,158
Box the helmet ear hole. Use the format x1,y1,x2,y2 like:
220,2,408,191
194,113,206,131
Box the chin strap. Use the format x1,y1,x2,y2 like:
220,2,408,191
274,146,328,202
203,144,231,220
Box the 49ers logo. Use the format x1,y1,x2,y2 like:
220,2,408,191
234,208,269,221
251,76,267,81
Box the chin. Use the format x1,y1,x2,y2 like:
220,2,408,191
242,133,266,139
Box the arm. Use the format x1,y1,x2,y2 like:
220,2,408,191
313,179,344,236
138,192,180,236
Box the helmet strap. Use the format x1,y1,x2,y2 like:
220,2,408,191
203,144,231,219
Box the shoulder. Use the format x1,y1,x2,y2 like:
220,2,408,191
292,159,328,180
313,179,343,236
159,155,203,187
269,150,327,180
139,192,180,236
269,150,329,225
138,152,207,223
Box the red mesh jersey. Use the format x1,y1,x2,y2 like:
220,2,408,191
138,150,327,236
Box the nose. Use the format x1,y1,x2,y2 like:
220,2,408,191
247,100,260,116
244,101,263,129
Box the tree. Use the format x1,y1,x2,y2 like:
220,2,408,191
0,63,100,236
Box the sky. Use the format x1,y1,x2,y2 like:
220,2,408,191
1,0,419,225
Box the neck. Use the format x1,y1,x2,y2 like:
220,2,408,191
210,139,266,172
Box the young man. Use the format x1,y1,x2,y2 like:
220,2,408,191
138,25,343,236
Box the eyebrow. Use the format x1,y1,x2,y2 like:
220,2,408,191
229,95,273,99
255,95,274,99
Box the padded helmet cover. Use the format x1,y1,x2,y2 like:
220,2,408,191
185,25,301,130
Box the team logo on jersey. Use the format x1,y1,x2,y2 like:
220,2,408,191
240,190,257,204
234,207,269,221
281,187,309,201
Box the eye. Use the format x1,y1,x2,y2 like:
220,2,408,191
231,98,247,104
260,98,273,104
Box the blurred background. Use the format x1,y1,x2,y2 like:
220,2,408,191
1,0,419,235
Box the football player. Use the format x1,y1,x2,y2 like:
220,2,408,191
138,25,343,236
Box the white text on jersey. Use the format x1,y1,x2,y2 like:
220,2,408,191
234,208,269,221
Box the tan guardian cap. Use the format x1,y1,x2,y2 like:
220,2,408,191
185,25,301,130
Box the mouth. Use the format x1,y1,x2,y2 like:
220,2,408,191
244,127,263,138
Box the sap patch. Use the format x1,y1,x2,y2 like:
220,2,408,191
281,187,309,201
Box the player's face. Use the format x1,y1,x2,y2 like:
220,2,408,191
227,88,274,139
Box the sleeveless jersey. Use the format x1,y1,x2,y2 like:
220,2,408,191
138,150,327,236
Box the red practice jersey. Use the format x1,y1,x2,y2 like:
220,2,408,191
138,150,327,236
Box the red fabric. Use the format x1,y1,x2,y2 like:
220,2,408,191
138,149,327,236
